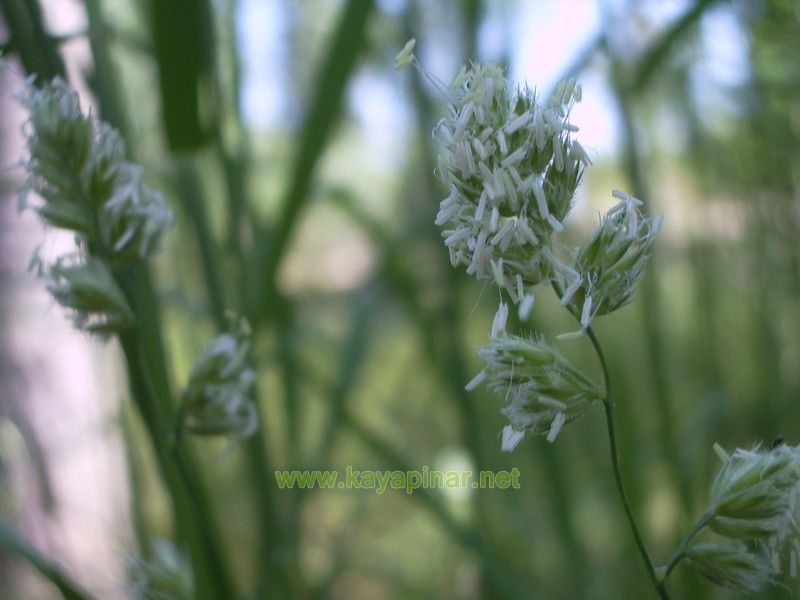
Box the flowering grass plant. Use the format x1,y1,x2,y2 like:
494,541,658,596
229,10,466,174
400,43,800,597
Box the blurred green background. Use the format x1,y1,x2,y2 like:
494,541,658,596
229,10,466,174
1,0,799,598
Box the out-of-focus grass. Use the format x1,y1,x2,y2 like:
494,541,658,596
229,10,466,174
1,0,799,598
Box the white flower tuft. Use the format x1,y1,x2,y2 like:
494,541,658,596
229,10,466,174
680,442,800,593
433,64,587,305
557,190,662,328
181,317,259,440
479,334,602,450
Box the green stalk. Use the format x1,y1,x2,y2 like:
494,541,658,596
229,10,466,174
246,9,375,588
117,316,234,600
605,0,726,529
83,0,129,140
63,13,237,594
115,265,237,600
245,394,296,599
55,147,237,600
170,416,238,598
656,510,714,583
174,160,228,329
271,300,304,595
163,9,293,592
120,404,151,556
211,0,257,317
316,287,376,460
255,0,374,327
587,325,669,600
553,281,667,599
0,0,65,80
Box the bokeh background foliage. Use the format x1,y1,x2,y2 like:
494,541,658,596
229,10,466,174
0,0,799,598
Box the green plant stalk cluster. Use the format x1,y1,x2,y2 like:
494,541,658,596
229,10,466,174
17,78,236,599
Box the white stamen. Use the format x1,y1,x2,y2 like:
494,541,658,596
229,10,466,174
516,220,539,246
505,111,532,134
451,66,468,88
435,203,458,226
564,79,576,103
444,228,471,246
503,170,518,209
472,230,487,275
498,228,515,252
435,192,458,225
492,168,506,199
479,163,496,199
113,226,136,252
543,247,579,279
538,396,568,411
533,177,549,218
546,412,566,443
556,329,584,341
473,138,488,161
580,295,593,329
394,38,416,70
501,425,525,452
554,81,566,105
474,189,488,221
458,102,474,127
560,276,582,306
611,189,629,201
465,370,487,391
439,190,457,208
437,124,453,145
543,109,561,131
713,443,730,463
491,301,509,339
490,206,499,232
535,111,546,148
571,140,591,165
652,213,663,233
627,204,639,236
519,293,535,320
501,147,526,167
483,77,495,105
437,155,450,181
547,214,564,232
508,166,524,190
497,130,508,154
491,259,505,288
462,141,476,174
491,218,516,247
